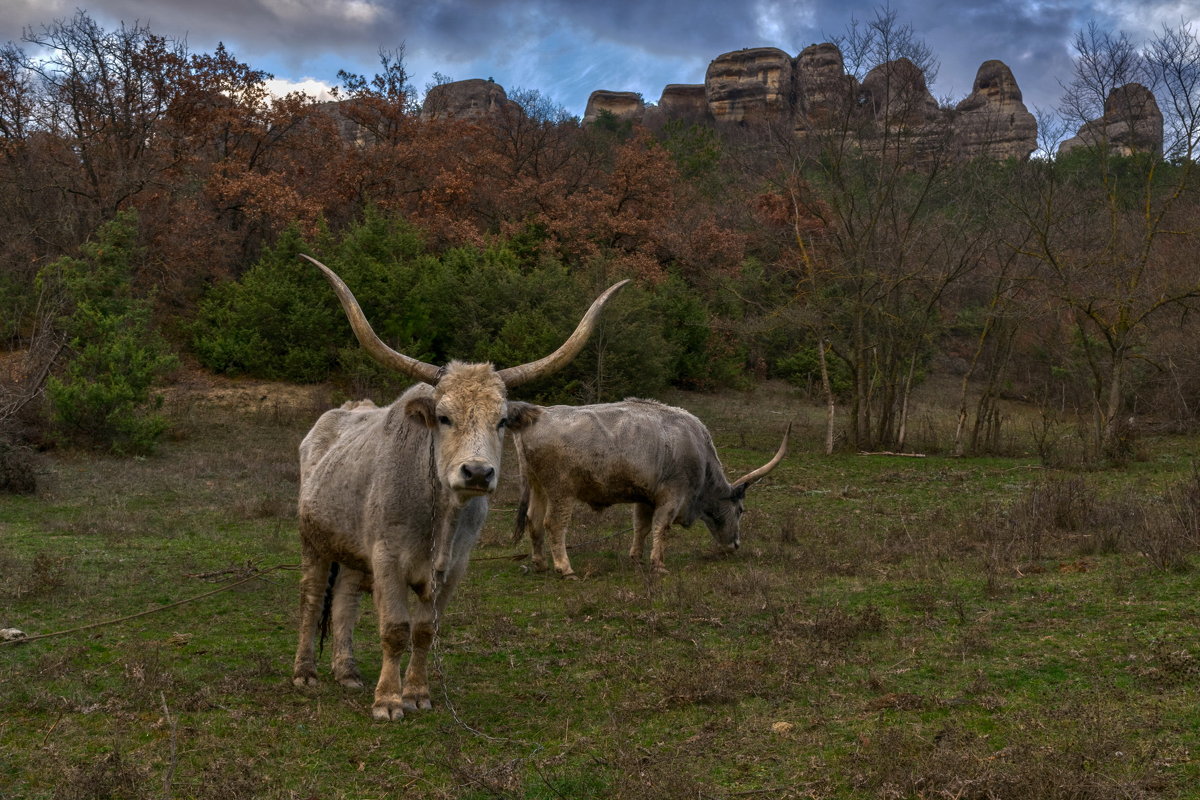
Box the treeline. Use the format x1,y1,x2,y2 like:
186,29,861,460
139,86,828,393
3,10,1200,464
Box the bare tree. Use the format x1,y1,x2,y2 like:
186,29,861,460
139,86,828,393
1013,21,1200,458
21,12,189,224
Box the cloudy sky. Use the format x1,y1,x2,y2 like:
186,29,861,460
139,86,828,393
3,1,1198,118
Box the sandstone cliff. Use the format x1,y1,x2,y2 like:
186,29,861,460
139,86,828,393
656,84,710,124
583,90,645,125
418,44,1164,162
704,47,795,125
585,42,1047,160
792,43,855,134
421,78,513,120
951,60,1039,160
1059,83,1163,156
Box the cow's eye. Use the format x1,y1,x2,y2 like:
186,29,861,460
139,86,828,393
497,418,508,429
437,415,452,426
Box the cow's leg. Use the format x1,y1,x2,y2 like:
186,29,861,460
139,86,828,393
401,580,436,712
292,545,331,687
527,484,549,572
371,560,411,721
330,566,367,688
545,498,577,579
403,550,471,711
648,504,678,575
629,503,654,565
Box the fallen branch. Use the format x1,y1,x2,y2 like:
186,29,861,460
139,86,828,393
858,450,926,458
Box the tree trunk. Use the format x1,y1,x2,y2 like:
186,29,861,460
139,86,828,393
897,351,917,452
818,338,835,454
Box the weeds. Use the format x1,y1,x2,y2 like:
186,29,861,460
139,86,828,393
52,749,151,800
807,603,886,646
848,692,1168,800
0,551,70,600
977,471,1200,576
0,435,38,494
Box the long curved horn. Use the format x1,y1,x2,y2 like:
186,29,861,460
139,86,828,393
300,254,442,385
732,423,791,489
496,279,630,387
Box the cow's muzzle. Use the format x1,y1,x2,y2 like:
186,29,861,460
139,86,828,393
457,462,497,492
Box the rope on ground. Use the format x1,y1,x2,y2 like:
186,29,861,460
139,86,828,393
1,562,299,646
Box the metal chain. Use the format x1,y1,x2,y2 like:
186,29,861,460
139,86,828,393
425,424,543,750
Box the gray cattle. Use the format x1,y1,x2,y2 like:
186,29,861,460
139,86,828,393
292,254,627,720
513,398,789,576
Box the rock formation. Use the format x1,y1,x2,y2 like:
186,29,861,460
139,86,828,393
858,58,941,125
416,43,1164,162
854,57,947,157
583,90,645,125
421,78,513,120
792,43,855,134
585,42,1056,161
1059,83,1163,156
657,84,710,124
952,60,1038,160
704,47,795,125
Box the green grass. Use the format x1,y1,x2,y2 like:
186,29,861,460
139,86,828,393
2,379,1199,798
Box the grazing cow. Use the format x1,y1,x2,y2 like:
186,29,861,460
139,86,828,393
292,254,627,720
513,398,789,576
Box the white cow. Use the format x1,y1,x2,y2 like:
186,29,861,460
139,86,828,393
292,254,627,720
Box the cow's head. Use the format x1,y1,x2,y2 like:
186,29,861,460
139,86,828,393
701,425,790,553
404,363,542,499
301,254,627,503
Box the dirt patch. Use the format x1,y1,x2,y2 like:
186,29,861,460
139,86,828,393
162,366,332,416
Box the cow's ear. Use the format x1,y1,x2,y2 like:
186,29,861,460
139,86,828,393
405,396,438,429
730,482,748,501
505,402,542,431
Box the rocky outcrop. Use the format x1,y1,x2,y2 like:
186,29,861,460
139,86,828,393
1059,83,1163,156
952,60,1038,160
583,90,645,125
858,58,941,125
705,47,795,125
582,42,1052,161
415,42,1172,163
657,84,710,123
793,43,854,133
852,58,947,158
421,78,513,120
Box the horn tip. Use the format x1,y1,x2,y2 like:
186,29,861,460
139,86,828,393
602,278,632,298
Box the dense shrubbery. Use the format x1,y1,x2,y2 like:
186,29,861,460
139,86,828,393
40,211,178,455
190,212,744,402
8,11,1200,459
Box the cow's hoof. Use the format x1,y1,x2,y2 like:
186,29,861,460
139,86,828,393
651,564,670,576
334,664,364,688
560,571,579,581
372,697,405,721
292,673,318,688
401,690,432,712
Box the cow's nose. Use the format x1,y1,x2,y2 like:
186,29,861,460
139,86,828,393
460,463,495,488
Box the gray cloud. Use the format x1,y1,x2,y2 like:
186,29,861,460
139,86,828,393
5,1,1199,118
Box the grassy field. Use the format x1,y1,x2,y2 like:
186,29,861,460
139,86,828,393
2,377,1199,799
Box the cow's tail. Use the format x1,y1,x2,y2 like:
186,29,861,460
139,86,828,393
513,480,531,545
317,562,339,654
